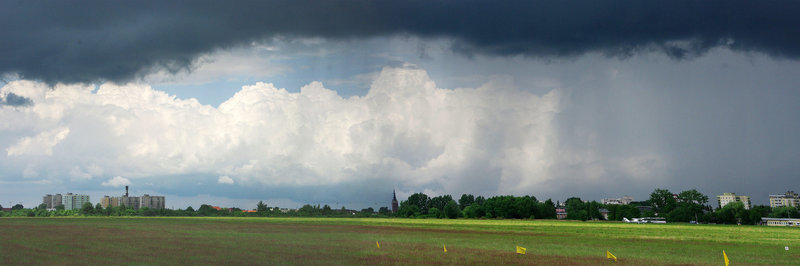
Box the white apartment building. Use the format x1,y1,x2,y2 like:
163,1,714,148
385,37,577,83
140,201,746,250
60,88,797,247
769,191,799,208
717,192,750,210
601,196,634,205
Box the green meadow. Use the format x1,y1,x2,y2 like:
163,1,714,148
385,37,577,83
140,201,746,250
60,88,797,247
1,217,798,265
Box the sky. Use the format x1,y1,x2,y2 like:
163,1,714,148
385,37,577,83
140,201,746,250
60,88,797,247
1,1,799,210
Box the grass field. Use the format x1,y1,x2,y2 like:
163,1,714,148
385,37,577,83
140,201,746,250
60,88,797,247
1,217,799,265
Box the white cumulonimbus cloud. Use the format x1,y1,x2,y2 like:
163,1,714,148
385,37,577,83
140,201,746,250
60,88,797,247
6,127,70,156
217,176,234,185
0,66,571,195
102,176,131,187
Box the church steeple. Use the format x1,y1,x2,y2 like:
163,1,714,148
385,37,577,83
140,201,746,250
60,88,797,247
391,188,399,213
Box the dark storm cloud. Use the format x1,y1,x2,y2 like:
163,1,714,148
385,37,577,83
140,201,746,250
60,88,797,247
1,92,33,107
2,0,799,84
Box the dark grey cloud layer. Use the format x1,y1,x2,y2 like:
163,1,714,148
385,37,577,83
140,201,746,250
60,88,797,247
2,0,799,84
1,92,33,107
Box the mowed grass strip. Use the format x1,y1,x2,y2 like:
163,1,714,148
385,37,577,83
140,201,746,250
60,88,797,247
1,217,798,265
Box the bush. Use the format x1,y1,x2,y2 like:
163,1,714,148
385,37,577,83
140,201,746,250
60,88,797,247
429,207,441,218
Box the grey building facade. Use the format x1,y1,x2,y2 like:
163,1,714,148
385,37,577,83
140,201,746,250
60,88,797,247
42,193,63,209
62,193,90,210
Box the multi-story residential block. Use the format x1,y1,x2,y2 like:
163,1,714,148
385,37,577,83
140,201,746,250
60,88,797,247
769,191,799,208
62,193,90,210
717,192,751,210
119,196,142,209
100,196,114,209
100,186,165,210
140,194,165,209
42,194,62,209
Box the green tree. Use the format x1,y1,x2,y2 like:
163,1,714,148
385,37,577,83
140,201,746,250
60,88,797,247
257,201,268,213
619,204,641,220
517,196,537,219
443,200,460,219
604,204,641,221
378,206,390,215
564,197,586,220
458,194,475,210
141,207,158,216
397,200,419,217
55,204,65,211
677,189,708,205
12,204,24,211
35,207,49,217
667,189,710,222
271,206,283,215
577,200,595,220
481,195,538,219
538,199,557,219
80,202,95,215
466,196,487,218
667,205,694,222
649,189,677,215
474,196,486,205
406,193,431,214
484,196,511,218
715,201,752,224
770,206,799,218
197,204,216,216
428,207,441,218
118,204,128,216
750,205,771,218
429,195,453,214
298,204,316,216
462,205,476,218
462,203,486,218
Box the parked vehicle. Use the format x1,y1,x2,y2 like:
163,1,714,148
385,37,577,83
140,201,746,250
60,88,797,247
623,217,666,224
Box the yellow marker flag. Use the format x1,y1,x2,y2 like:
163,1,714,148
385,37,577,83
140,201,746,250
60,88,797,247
723,250,729,266
606,250,617,262
444,245,447,253
516,246,526,254
376,241,380,249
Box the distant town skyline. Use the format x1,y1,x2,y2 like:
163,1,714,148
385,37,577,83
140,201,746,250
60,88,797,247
4,188,795,211
2,1,800,210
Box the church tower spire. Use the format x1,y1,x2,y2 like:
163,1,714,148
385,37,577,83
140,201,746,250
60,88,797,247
391,188,399,214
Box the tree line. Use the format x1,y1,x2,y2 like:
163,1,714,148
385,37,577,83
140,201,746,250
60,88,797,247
643,188,798,225
396,193,557,219
2,189,798,224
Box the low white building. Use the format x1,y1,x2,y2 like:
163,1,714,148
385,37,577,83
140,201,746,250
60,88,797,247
761,218,800,227
601,196,633,205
